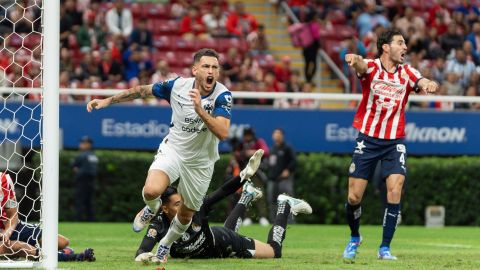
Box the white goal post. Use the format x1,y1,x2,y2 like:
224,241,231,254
0,0,58,269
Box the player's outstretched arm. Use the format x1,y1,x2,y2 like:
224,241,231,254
86,84,154,112
417,78,439,95
345,54,368,76
189,89,230,140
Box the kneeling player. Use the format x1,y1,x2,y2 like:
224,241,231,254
134,150,312,262
0,172,95,262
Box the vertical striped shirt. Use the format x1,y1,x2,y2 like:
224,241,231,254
0,173,16,230
352,58,422,139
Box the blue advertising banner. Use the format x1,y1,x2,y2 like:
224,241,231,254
1,103,479,155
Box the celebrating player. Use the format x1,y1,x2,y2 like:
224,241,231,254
342,29,438,262
87,48,232,264
133,150,312,263
0,172,95,262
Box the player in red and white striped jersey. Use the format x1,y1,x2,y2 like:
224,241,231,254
342,29,438,262
0,173,95,261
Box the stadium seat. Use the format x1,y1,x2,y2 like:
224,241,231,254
174,37,195,52
153,35,173,50
144,3,169,19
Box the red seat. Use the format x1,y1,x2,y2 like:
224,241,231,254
193,38,216,51
174,37,195,52
130,3,144,18
144,3,169,19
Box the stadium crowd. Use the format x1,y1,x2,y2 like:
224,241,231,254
0,0,479,109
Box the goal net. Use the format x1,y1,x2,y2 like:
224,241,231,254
0,0,58,268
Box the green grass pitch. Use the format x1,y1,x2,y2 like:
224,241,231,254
55,223,480,270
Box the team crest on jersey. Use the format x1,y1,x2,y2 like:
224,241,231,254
181,233,190,242
191,223,201,232
203,103,213,114
147,228,157,238
349,162,356,173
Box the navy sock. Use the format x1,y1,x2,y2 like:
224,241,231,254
345,203,361,238
380,203,401,248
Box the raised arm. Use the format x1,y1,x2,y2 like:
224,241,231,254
86,84,154,112
345,54,368,76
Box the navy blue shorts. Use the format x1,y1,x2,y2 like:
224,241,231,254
348,132,407,181
10,221,42,247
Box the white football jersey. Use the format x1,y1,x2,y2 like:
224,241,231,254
152,77,232,166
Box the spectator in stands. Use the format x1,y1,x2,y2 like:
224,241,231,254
345,0,365,25
151,60,177,84
123,44,153,82
60,5,74,48
461,85,480,110
129,18,153,49
247,24,269,56
76,13,106,52
428,0,450,36
386,0,405,22
440,22,464,56
202,4,228,37
395,7,425,37
434,85,454,111
98,50,123,85
273,56,293,83
300,16,320,84
424,27,445,60
285,70,302,93
467,22,480,59
454,0,480,17
267,128,296,223
226,1,258,37
340,36,366,76
3,1,37,34
431,56,447,83
222,48,242,83
64,0,84,32
446,48,476,88
83,0,104,28
288,0,312,23
106,0,133,39
463,40,480,65
356,1,390,38
60,47,75,74
443,72,463,96
180,6,209,41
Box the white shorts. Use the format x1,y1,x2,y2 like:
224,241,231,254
149,142,214,211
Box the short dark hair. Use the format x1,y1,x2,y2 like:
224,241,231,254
161,186,178,204
377,29,403,56
193,48,219,63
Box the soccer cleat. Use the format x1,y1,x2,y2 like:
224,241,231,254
343,237,362,263
135,252,155,264
133,206,156,232
277,194,312,215
378,247,397,260
242,181,263,202
239,149,264,182
76,248,96,262
153,244,170,265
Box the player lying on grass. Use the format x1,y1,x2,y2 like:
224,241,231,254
134,149,312,263
0,173,95,262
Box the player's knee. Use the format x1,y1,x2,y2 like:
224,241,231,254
347,193,362,205
58,236,69,249
387,189,402,201
142,186,160,201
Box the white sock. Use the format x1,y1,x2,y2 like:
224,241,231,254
142,188,161,214
159,215,191,247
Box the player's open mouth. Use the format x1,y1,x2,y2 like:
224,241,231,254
206,76,214,85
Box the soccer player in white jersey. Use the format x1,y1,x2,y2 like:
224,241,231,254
87,48,232,263
342,29,438,262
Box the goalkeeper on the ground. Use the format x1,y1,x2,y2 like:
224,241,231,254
134,149,311,263
0,172,95,262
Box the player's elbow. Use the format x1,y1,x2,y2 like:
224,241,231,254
216,132,229,141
